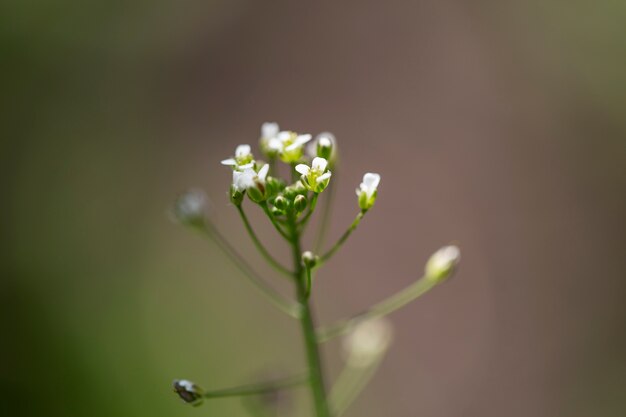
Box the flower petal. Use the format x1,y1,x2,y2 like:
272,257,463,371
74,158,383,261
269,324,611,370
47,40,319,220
295,164,310,175
312,157,328,172
236,144,251,158
316,171,332,183
363,173,381,189
261,122,279,138
221,158,237,166
295,134,312,146
257,164,269,182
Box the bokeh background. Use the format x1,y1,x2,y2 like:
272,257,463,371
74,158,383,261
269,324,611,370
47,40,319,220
3,1,626,416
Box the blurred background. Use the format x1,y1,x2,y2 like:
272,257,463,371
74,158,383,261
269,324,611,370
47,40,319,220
3,1,626,416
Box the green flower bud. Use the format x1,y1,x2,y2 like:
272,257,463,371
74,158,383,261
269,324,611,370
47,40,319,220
425,245,461,283
294,194,307,213
230,185,245,206
173,379,204,406
274,195,288,211
316,135,333,160
302,251,318,269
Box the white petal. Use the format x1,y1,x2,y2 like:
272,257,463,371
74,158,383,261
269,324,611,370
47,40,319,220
261,122,279,138
278,131,292,142
316,171,332,183
312,157,328,172
285,142,299,152
363,173,380,189
295,164,310,175
318,137,332,148
295,134,312,146
221,158,237,166
236,144,251,158
257,164,269,182
268,137,283,151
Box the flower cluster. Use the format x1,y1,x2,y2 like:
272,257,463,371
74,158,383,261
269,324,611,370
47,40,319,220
220,122,380,214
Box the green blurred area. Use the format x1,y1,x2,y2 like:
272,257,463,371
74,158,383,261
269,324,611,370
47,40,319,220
2,1,626,416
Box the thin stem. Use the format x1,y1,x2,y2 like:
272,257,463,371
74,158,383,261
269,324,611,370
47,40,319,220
288,211,331,417
298,192,318,229
237,205,292,278
314,172,336,253
329,356,385,416
304,263,313,299
203,374,307,399
319,211,366,265
261,202,291,240
192,222,301,319
317,275,438,342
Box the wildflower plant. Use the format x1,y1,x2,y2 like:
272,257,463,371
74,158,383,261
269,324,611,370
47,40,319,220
172,123,461,416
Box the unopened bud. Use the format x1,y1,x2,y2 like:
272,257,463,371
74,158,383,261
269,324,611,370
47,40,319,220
229,185,245,206
424,245,460,283
274,195,288,211
294,194,307,213
246,184,265,203
302,251,318,269
173,189,210,226
316,135,333,160
173,379,204,406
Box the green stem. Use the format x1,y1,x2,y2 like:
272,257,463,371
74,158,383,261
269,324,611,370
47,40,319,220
298,193,318,229
288,212,331,417
203,374,307,399
314,172,336,253
317,275,438,342
329,355,385,416
237,205,292,278
304,264,313,299
319,211,366,264
261,202,291,240
193,222,301,319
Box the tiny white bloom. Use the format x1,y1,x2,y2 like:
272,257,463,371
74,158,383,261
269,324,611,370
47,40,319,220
232,164,270,202
425,245,461,283
295,157,332,193
221,144,254,169
172,189,210,225
259,122,282,157
276,131,312,163
261,122,279,139
356,172,381,210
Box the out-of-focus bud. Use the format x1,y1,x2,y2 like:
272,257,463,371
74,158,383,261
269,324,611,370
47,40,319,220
316,135,333,160
274,195,288,211
230,185,245,206
294,194,307,213
173,379,204,406
302,251,318,269
284,182,307,199
342,318,393,368
424,245,460,284
356,173,380,211
266,177,285,198
307,132,338,166
173,189,210,227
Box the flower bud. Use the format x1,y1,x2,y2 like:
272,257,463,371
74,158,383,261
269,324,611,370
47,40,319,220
316,135,334,160
274,195,288,211
342,318,393,368
302,251,318,269
173,379,204,406
424,245,460,283
294,194,307,213
173,189,210,226
230,185,245,206
356,173,380,211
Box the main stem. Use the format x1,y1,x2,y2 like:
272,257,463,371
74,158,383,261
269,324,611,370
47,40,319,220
289,214,331,417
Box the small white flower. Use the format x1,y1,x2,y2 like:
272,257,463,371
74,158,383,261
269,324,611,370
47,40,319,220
307,132,336,162
232,164,270,202
342,318,394,368
356,172,381,210
295,157,332,193
425,245,461,283
172,189,210,225
276,131,312,163
259,122,282,157
221,144,254,169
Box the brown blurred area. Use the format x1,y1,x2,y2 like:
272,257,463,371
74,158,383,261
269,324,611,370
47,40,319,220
3,1,626,416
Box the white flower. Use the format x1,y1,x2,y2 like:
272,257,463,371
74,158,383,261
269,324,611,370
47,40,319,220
342,318,394,368
232,164,270,202
425,245,461,283
221,144,254,169
295,157,332,193
356,172,381,210
172,189,210,225
259,122,282,157
276,131,312,163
